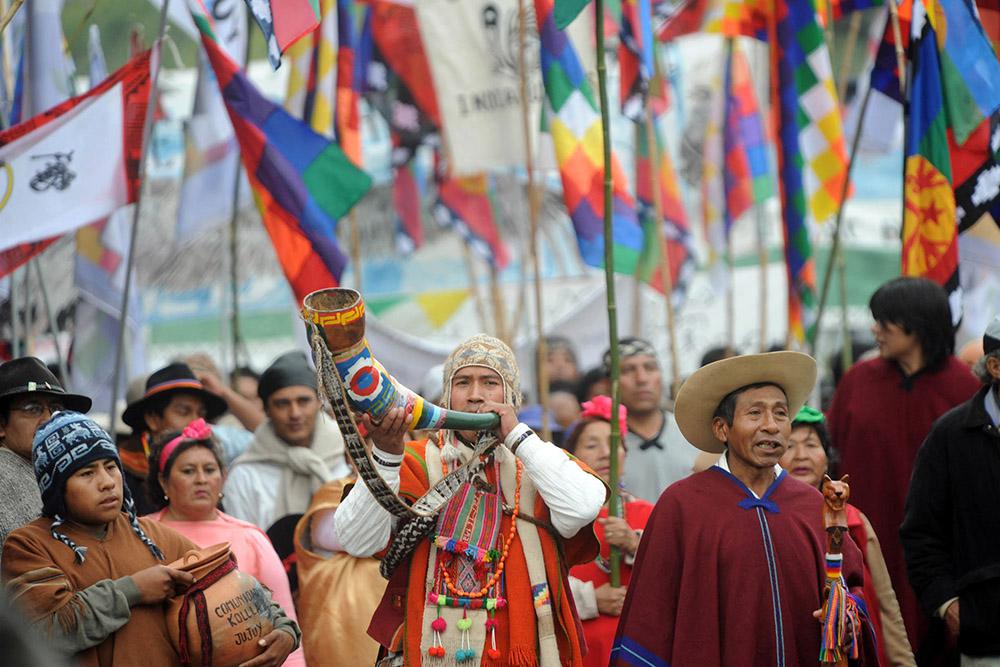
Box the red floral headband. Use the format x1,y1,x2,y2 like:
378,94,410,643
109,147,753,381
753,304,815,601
579,395,628,439
158,418,213,473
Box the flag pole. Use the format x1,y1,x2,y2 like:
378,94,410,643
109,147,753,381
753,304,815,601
32,259,69,387
595,0,624,587
756,208,769,351
0,0,22,36
9,268,19,357
349,209,363,290
109,0,171,434
488,262,509,343
642,71,680,394
228,8,254,373
518,0,551,442
462,243,490,333
810,80,874,352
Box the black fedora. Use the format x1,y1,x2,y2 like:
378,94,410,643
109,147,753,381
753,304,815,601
0,357,92,413
121,362,228,431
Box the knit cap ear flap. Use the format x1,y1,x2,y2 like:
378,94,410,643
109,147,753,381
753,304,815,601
32,411,164,562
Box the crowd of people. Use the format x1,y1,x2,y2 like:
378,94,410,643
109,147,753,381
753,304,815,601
0,275,997,666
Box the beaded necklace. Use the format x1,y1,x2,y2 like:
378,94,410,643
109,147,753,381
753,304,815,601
427,436,523,662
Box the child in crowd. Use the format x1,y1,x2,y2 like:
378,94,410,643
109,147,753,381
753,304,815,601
1,412,300,667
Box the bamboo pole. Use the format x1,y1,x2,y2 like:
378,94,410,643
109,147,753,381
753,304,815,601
643,90,680,393
595,0,624,587
109,0,171,436
518,0,550,442
32,259,69,387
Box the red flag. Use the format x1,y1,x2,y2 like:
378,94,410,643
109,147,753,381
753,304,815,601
0,50,153,276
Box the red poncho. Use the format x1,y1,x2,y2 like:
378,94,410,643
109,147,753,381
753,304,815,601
610,468,875,667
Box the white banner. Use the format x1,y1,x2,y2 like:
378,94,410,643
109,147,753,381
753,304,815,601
415,0,544,175
0,84,126,247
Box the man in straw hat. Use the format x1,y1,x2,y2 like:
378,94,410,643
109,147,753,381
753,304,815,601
610,351,875,666
334,334,606,666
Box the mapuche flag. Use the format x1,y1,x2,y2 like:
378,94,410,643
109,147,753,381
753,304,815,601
0,50,153,277
903,6,956,296
902,0,1000,310
195,11,372,302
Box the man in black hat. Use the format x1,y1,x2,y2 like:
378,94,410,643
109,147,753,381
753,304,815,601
902,315,1000,662
224,352,348,531
0,357,91,546
120,362,230,514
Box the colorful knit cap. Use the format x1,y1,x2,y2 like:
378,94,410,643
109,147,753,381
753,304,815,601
32,411,163,563
793,404,825,425
441,334,521,410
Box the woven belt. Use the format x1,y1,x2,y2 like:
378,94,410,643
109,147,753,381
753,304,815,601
310,330,499,520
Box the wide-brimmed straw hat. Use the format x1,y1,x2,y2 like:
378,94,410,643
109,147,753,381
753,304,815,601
674,351,817,453
122,363,227,431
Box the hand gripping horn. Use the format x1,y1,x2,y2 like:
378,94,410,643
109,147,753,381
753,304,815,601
302,288,500,521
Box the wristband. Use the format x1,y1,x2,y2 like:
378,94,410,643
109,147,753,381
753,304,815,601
372,451,402,468
509,428,535,455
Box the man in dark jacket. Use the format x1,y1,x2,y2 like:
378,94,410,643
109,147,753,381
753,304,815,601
901,315,1000,663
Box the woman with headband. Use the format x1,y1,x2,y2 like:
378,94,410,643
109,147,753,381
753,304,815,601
145,419,305,666
564,396,654,667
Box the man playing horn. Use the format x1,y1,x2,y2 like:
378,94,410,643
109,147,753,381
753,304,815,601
610,351,876,666
334,334,606,666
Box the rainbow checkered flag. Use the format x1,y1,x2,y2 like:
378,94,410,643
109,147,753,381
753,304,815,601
771,0,846,342
536,0,644,275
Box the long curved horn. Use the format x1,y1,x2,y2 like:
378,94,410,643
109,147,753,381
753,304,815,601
302,288,499,431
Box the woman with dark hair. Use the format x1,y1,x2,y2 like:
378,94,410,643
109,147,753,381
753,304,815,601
144,420,305,666
828,276,979,656
564,396,653,667
780,407,914,666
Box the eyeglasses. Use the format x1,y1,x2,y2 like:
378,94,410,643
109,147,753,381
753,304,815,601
10,401,65,418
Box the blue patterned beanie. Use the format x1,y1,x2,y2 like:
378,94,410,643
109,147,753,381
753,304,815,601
32,411,163,563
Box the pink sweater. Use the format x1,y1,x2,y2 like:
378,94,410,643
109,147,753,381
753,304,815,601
147,509,305,666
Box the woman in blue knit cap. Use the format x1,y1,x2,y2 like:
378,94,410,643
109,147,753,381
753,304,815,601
1,411,300,667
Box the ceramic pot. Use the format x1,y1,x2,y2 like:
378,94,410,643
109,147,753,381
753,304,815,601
165,543,276,667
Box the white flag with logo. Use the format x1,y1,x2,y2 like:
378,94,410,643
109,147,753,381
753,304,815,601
0,83,126,247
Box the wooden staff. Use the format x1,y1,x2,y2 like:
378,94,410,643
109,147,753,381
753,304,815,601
109,0,172,436
518,0,551,442
887,0,907,99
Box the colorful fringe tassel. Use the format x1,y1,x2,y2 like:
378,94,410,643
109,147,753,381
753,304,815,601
819,553,861,663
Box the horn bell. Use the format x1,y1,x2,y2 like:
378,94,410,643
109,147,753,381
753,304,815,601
303,288,499,431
